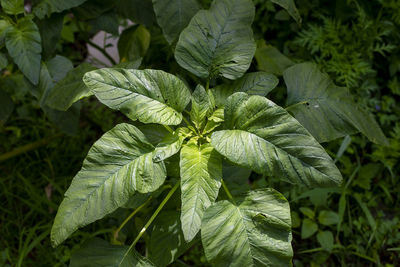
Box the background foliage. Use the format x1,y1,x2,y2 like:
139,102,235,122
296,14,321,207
0,0,399,266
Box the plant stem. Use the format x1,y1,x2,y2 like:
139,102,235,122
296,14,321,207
285,101,309,112
221,179,235,204
162,125,174,134
87,40,117,65
114,197,152,240
182,116,193,128
205,79,210,92
0,134,61,162
120,182,179,264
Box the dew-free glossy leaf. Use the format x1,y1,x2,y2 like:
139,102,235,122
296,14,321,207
211,72,279,107
33,0,88,19
5,17,42,85
149,211,193,266
175,0,256,80
51,123,166,246
180,142,222,241
284,63,388,145
201,189,293,266
70,238,154,267
83,68,191,125
211,93,342,187
152,0,201,44
270,0,301,25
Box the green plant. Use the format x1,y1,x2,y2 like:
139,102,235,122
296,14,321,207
45,0,391,266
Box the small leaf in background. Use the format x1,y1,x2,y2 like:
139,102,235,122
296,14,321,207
211,72,279,107
69,238,155,267
0,0,24,15
0,89,14,126
270,0,301,25
180,143,222,242
317,231,334,252
175,0,256,80
5,17,42,85
318,210,339,226
33,0,88,19
299,207,315,219
255,42,294,75
51,124,166,246
152,0,201,44
0,53,8,69
46,63,96,111
83,69,191,125
89,11,119,36
116,0,156,26
201,189,293,266
301,218,318,239
354,163,381,190
118,25,151,62
284,62,389,145
149,211,193,267
291,211,301,228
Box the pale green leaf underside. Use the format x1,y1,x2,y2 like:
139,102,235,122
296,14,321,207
5,17,42,85
152,0,201,44
83,68,191,125
212,72,279,107
175,0,256,80
211,93,342,187
70,238,154,267
284,63,388,146
33,0,88,19
201,189,293,267
180,143,222,241
51,124,166,246
270,0,301,25
149,211,193,267
46,63,96,111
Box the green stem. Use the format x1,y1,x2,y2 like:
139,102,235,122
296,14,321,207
114,197,152,240
87,40,117,65
0,134,61,162
120,182,180,265
182,116,193,128
285,101,309,112
163,125,174,134
221,179,235,204
205,79,210,92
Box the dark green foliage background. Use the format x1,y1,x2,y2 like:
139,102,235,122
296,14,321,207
0,0,399,266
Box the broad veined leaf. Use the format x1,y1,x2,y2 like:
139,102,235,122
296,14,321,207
270,0,301,25
116,0,156,26
255,43,294,76
191,85,213,130
201,188,293,266
211,72,279,107
175,0,256,80
0,89,14,126
149,211,193,266
51,123,166,246
37,13,64,60
0,0,24,15
83,68,191,125
33,0,88,19
153,127,191,162
5,17,42,85
152,0,201,44
180,142,222,241
70,238,154,267
46,63,96,111
0,20,11,45
203,108,224,134
284,63,389,145
118,25,151,62
211,93,342,187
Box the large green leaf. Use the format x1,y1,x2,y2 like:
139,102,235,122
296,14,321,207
190,85,213,130
175,0,256,80
180,142,222,241
153,127,191,162
33,0,88,19
211,93,342,187
211,72,279,107
270,0,301,25
255,43,294,76
118,25,151,62
116,0,156,26
149,211,193,266
201,189,293,266
46,63,96,111
37,13,64,60
283,63,389,145
51,123,166,246
5,17,42,85
83,68,191,125
0,0,24,15
70,238,154,267
152,0,201,44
